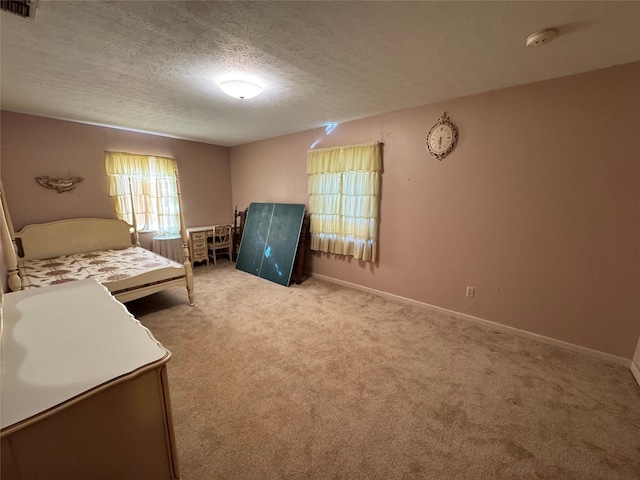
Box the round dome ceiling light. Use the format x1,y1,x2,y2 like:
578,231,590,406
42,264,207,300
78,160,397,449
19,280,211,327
219,79,263,100
526,28,557,48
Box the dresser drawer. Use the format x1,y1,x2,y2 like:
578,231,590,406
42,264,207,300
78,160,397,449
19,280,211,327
191,231,206,241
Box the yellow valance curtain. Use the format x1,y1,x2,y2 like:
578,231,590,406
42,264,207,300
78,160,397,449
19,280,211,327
307,142,381,262
105,152,180,235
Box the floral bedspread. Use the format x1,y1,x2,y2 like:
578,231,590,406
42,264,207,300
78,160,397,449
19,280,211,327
19,247,183,289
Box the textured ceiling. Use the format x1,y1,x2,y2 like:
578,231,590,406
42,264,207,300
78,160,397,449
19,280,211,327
1,1,639,147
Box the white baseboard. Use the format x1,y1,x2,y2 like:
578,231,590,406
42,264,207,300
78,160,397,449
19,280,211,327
631,361,640,388
308,272,631,369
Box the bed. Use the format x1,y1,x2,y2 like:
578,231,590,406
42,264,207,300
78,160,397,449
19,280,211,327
1,185,194,306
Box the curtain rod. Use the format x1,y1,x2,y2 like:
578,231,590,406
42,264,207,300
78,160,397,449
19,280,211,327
308,141,383,153
104,150,176,160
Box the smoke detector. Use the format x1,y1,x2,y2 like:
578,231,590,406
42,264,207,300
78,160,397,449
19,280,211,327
526,29,557,48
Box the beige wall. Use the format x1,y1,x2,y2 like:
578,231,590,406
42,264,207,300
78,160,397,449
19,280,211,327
230,62,640,359
0,112,232,250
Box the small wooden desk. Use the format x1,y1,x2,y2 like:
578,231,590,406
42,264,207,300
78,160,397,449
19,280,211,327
186,225,233,266
186,226,214,266
1,280,181,480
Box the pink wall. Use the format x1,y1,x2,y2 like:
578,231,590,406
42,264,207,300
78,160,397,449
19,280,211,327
230,62,640,359
0,235,5,293
0,112,232,249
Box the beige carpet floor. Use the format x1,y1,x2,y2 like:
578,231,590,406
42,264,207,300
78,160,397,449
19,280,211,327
127,261,640,480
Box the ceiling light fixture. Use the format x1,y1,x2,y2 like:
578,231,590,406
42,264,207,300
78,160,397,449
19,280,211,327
219,79,263,100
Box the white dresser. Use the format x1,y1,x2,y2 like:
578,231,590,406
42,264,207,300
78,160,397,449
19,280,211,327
0,279,181,480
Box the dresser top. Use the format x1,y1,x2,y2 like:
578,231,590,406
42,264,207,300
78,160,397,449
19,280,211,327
1,279,169,431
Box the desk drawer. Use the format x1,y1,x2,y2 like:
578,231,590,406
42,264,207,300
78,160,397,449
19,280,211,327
191,231,206,241
192,250,208,261
192,241,206,250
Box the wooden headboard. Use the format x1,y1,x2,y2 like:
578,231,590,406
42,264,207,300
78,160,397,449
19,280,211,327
16,218,136,260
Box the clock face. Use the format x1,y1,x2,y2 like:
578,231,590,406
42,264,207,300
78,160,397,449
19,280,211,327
428,125,453,153
426,113,459,160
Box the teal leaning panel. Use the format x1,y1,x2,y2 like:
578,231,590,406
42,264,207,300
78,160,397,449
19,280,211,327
235,203,273,277
235,203,305,286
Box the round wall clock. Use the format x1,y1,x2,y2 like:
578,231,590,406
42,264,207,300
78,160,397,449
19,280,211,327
426,112,459,160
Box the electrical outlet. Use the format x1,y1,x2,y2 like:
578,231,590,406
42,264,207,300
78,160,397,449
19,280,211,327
466,286,475,298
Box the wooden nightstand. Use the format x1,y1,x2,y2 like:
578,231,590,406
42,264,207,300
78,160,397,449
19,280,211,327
186,226,213,266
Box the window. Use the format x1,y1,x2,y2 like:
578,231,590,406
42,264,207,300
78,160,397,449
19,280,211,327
307,142,381,262
105,152,180,235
